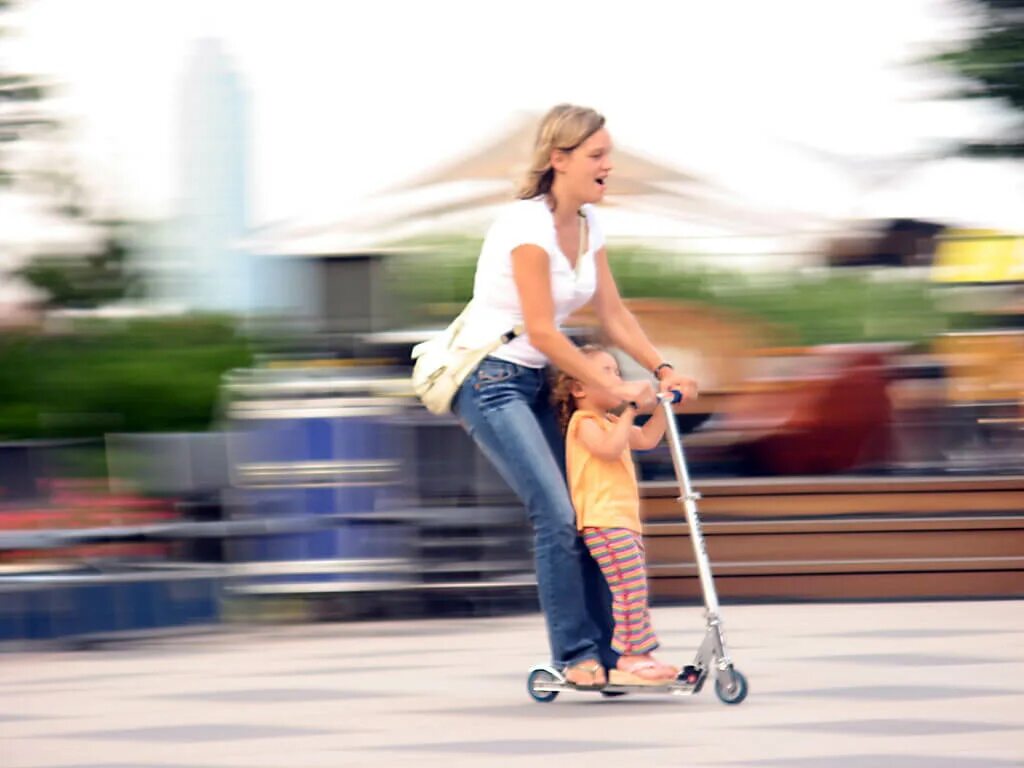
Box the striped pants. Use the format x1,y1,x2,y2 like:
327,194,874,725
582,527,659,655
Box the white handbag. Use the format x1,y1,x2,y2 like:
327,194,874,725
410,304,522,415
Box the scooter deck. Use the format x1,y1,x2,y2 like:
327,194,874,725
535,678,706,696
530,666,708,697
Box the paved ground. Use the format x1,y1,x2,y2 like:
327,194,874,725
3,600,1023,767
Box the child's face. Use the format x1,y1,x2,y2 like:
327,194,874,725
573,351,623,412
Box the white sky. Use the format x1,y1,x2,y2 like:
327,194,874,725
7,0,1016,229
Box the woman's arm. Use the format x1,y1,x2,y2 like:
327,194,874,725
592,248,699,400
512,245,654,404
592,248,663,371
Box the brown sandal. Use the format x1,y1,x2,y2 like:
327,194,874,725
563,660,607,689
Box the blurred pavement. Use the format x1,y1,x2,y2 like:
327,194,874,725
3,600,1023,767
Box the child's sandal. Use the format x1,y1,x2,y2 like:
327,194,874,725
609,661,676,687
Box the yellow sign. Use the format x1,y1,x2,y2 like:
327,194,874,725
932,230,1024,284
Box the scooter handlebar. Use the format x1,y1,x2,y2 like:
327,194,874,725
657,390,684,405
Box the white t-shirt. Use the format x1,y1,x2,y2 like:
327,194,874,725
458,197,605,368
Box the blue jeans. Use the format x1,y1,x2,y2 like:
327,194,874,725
453,356,616,669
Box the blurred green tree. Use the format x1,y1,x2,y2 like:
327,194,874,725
935,0,1024,157
386,236,955,347
2,2,148,308
0,316,253,438
17,221,147,308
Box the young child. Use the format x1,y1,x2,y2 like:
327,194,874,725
554,345,678,685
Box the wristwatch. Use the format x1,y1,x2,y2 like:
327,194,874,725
653,362,674,379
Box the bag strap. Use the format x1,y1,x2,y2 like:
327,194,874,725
500,327,521,344
578,208,588,263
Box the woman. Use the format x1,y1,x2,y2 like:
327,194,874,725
452,104,698,687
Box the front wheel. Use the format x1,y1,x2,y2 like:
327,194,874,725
527,668,560,703
714,669,748,705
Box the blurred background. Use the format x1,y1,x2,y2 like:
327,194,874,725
1,0,1022,644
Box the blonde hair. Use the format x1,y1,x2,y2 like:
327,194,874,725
552,344,606,432
517,104,606,203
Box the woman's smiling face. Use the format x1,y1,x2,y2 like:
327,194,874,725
554,127,614,205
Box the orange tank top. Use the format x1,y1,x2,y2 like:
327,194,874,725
565,410,642,533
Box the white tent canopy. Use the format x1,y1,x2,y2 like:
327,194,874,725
246,113,828,265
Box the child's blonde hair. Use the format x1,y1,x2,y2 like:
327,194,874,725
552,344,606,432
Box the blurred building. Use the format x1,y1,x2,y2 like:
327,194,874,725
242,115,1024,336
161,38,252,314
826,218,948,269
244,114,832,335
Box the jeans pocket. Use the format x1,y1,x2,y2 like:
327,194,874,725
474,359,519,389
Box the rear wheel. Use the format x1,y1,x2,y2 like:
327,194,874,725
527,668,560,703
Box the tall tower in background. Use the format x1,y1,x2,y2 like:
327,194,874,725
173,38,250,313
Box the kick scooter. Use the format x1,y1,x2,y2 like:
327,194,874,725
526,391,749,705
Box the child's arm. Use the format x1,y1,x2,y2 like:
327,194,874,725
630,404,668,451
576,408,636,461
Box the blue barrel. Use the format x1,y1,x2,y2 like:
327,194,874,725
222,369,411,588
0,567,220,644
